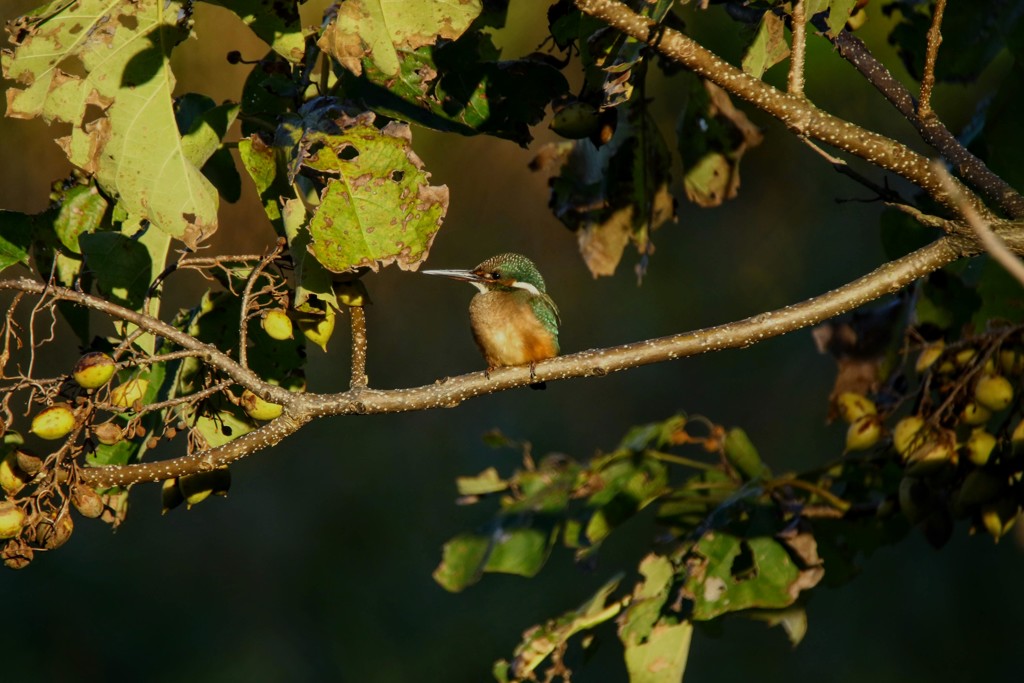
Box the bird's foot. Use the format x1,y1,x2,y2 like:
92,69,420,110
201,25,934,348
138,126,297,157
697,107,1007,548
528,361,546,391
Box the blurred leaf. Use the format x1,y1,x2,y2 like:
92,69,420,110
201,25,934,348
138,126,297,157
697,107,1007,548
916,269,982,333
619,415,687,452
318,0,482,77
724,428,769,481
683,534,819,620
885,0,1024,83
678,79,763,208
549,103,675,278
204,0,306,63
0,212,33,272
433,532,489,592
970,257,1024,328
304,124,449,273
3,0,219,248
742,11,789,78
341,31,568,145
978,62,1024,195
456,467,508,496
619,553,693,681
506,575,624,680
747,607,809,647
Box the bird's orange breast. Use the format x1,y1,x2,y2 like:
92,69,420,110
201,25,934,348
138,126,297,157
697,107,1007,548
469,293,559,368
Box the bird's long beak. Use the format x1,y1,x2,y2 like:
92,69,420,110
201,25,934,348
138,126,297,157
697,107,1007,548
421,268,486,283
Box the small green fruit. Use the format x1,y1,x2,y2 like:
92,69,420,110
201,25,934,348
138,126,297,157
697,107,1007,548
72,352,116,389
974,374,1013,412
261,309,293,341
0,502,26,539
915,342,944,373
965,429,997,467
892,416,926,458
241,389,283,421
30,404,76,440
980,499,1019,541
0,451,29,494
550,101,601,139
110,379,149,409
300,306,336,352
837,392,877,423
846,415,882,451
161,478,184,514
999,349,1024,374
178,468,231,509
960,401,992,426
905,439,956,476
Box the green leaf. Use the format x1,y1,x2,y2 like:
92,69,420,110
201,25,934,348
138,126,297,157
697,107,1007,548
202,0,306,63
970,257,1024,328
433,532,489,593
79,232,155,310
54,185,109,254
456,467,509,496
87,363,168,466
0,212,33,272
2,0,219,248
505,575,624,680
683,534,817,620
915,269,982,334
318,0,482,77
304,125,449,273
678,79,764,208
618,415,687,452
623,620,692,683
823,0,859,37
724,427,770,481
742,11,789,79
238,136,287,227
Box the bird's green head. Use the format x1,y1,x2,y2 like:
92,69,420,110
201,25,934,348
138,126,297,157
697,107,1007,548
423,253,548,296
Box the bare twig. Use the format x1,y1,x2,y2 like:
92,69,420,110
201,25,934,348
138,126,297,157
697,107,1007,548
829,28,1024,218
799,137,906,205
239,239,287,369
571,0,994,221
918,0,946,119
788,0,806,96
934,161,1024,287
349,306,368,390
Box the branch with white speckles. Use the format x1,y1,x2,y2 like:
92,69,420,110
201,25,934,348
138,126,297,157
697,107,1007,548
2,232,974,487
572,0,994,222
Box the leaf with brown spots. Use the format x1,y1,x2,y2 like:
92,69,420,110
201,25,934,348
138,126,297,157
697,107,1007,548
2,0,219,248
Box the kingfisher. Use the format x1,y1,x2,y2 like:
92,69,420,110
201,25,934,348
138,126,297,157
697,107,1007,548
423,253,560,385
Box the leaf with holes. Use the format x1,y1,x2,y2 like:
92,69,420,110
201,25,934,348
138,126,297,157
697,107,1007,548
1,0,219,248
303,124,449,273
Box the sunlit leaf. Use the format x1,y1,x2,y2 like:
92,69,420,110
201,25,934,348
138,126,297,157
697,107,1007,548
742,11,789,78
204,0,306,63
2,0,219,247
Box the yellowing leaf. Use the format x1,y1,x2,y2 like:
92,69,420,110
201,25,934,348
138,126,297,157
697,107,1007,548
2,0,219,248
318,0,483,77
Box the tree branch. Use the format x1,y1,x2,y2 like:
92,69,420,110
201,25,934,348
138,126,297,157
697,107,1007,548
918,0,946,120
572,0,992,221
349,305,368,390
4,233,972,488
829,28,1024,218
787,0,806,96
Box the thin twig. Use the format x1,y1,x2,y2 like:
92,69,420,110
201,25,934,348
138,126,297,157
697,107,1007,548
788,0,806,96
933,161,1024,287
828,25,1024,218
918,0,946,119
571,0,992,221
239,239,287,369
799,137,906,205
349,306,369,390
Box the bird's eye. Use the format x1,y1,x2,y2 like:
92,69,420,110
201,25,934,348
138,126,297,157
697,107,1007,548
490,271,501,280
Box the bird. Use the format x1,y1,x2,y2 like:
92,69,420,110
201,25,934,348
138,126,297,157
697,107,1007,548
423,253,560,386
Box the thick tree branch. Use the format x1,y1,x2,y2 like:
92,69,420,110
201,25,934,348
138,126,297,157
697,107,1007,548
572,0,992,221
830,29,1024,219
3,233,977,487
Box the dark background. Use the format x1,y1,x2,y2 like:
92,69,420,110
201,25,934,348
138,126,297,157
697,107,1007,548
2,1,1023,681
